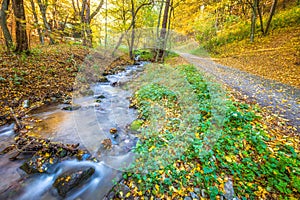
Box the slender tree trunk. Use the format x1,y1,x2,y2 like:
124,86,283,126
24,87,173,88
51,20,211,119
84,0,92,47
155,0,164,61
0,0,13,50
157,0,170,62
112,0,151,57
250,0,257,42
37,0,55,44
156,0,164,39
12,0,28,52
80,0,103,47
129,0,135,60
257,0,264,34
264,0,278,35
164,2,173,52
29,0,44,44
112,33,125,57
282,0,286,9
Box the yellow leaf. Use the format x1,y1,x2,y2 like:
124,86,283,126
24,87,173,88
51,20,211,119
126,192,131,198
149,145,155,151
225,155,233,163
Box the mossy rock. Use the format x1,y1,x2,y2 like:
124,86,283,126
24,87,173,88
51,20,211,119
130,119,144,131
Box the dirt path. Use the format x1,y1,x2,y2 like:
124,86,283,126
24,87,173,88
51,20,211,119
181,53,300,132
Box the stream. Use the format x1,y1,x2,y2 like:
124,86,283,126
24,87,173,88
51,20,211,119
0,63,145,199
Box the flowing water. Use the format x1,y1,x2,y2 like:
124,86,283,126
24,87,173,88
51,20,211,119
0,63,145,199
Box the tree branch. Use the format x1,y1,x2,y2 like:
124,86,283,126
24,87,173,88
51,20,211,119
90,0,104,20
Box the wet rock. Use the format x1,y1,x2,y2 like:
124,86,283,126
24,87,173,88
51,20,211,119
136,67,144,72
194,187,201,194
53,167,95,198
201,189,207,198
101,138,112,149
62,104,81,111
23,100,30,108
14,135,80,174
94,94,105,99
110,128,118,134
190,192,199,199
223,178,236,200
98,76,109,82
111,81,118,87
20,154,60,174
63,99,71,104
184,197,192,200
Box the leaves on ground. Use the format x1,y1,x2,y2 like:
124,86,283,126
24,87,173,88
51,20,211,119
120,61,300,199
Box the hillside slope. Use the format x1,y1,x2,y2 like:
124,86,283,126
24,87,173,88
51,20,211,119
213,26,300,88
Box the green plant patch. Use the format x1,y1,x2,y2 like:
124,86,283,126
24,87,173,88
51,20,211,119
122,63,300,199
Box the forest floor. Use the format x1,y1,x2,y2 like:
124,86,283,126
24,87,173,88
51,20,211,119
0,45,132,127
211,26,300,88
118,57,299,199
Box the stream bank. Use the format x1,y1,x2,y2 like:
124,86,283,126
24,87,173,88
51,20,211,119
0,61,146,199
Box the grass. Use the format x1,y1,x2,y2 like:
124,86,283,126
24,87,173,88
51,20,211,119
118,60,300,199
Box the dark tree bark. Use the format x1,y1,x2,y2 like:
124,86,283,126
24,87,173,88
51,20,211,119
129,0,135,59
37,0,55,44
157,0,171,61
12,0,28,52
79,0,104,47
264,0,278,35
0,0,13,50
247,0,258,42
257,0,264,34
29,0,44,44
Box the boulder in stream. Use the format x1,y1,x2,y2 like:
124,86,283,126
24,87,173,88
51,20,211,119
53,167,95,198
62,104,81,111
98,75,109,82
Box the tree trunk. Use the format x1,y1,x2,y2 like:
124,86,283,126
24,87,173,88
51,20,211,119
80,0,103,47
156,0,164,39
250,0,257,42
157,0,171,62
129,0,135,60
264,0,278,35
37,0,55,44
257,0,264,34
84,0,92,47
12,0,28,52
282,0,286,9
112,0,151,57
0,0,13,50
29,0,44,44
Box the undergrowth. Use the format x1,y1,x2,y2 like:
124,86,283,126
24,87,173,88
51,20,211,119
121,64,300,199
197,5,300,53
